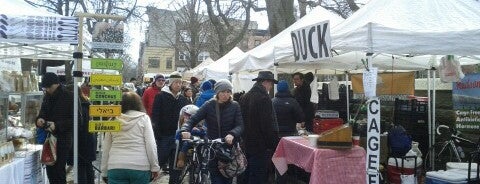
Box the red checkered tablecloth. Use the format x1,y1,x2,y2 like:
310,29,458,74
272,136,366,184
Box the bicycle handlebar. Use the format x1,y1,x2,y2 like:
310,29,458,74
436,125,449,135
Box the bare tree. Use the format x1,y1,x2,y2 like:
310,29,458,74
204,0,253,57
296,0,360,19
147,0,211,69
24,0,140,82
265,0,296,36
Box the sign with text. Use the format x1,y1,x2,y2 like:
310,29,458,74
91,58,123,70
90,74,122,86
90,90,122,101
291,20,331,62
89,105,121,117
0,15,78,43
88,121,121,132
366,97,380,184
91,22,124,53
452,73,480,132
363,68,378,98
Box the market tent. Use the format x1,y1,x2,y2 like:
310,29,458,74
331,0,480,56
183,57,214,79
202,47,244,80
229,6,344,73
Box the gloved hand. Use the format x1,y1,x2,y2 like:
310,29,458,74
102,177,108,183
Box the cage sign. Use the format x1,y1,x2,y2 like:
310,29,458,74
91,58,123,70
89,105,121,117
88,121,121,132
90,74,122,86
90,90,122,101
366,97,380,184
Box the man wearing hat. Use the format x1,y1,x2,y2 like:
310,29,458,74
142,74,165,118
151,71,189,183
188,77,200,100
239,71,279,184
36,72,74,184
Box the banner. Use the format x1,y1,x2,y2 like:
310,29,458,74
352,72,415,95
0,14,78,43
452,73,480,132
0,58,21,71
366,97,380,184
291,20,331,62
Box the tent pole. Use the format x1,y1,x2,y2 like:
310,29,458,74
427,69,433,170
432,68,436,152
345,71,350,123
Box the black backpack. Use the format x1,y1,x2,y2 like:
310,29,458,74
388,125,412,157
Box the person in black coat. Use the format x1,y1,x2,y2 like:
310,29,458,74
239,71,279,184
292,72,315,132
36,72,74,184
77,90,97,184
181,79,243,184
272,80,305,137
151,72,189,184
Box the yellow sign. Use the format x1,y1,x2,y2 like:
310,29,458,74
351,72,415,95
89,105,121,117
88,121,121,132
90,74,122,86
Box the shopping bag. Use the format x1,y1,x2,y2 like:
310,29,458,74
41,133,57,166
217,143,247,178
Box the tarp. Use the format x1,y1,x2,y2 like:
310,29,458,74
229,6,344,73
331,0,480,56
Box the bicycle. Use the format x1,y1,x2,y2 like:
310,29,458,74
424,125,477,171
175,136,228,184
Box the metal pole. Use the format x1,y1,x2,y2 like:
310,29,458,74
427,69,433,170
73,14,85,184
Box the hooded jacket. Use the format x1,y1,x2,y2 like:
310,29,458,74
273,91,305,137
195,89,215,107
101,110,160,176
151,86,189,137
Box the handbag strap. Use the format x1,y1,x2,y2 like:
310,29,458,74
215,100,221,138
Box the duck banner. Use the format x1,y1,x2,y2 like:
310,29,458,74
0,14,78,43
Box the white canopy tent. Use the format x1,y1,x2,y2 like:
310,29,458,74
183,57,214,79
202,47,244,80
229,6,344,73
331,0,480,56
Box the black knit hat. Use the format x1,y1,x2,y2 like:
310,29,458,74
41,72,60,88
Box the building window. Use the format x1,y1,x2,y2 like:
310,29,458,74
254,40,261,46
179,30,191,43
148,58,160,68
166,57,172,69
179,51,189,61
198,51,210,62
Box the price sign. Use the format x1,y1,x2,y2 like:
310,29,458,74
90,90,122,101
88,121,121,132
91,58,123,70
89,105,121,117
90,74,122,86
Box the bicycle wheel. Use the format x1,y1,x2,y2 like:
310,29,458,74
425,142,456,171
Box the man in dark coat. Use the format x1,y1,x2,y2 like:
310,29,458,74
151,72,189,184
292,72,315,132
36,72,74,184
239,71,279,184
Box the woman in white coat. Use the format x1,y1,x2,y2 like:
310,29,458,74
101,92,160,183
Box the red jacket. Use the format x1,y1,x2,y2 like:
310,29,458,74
142,85,161,117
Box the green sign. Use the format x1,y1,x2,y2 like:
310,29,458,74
90,90,122,101
91,58,123,70
90,74,122,86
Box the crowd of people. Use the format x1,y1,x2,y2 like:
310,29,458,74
35,70,316,184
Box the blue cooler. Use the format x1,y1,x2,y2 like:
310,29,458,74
425,169,468,184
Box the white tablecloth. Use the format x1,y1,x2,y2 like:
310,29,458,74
0,144,44,184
